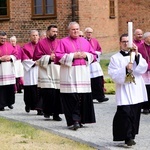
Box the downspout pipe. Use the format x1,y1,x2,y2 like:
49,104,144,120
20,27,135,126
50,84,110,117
72,0,76,21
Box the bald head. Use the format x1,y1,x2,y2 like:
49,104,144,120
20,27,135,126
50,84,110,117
134,29,143,41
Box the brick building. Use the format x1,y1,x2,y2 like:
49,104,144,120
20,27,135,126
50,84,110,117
0,0,150,52
118,0,150,34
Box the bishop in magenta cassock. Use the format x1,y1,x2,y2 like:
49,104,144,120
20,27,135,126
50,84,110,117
0,31,17,111
33,25,63,121
21,30,42,115
85,27,109,103
138,32,150,114
55,22,96,130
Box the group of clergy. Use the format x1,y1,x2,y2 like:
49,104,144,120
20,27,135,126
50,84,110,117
0,22,109,131
1,23,149,146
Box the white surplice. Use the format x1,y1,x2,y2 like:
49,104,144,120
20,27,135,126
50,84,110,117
108,52,148,105
22,59,38,85
59,52,94,93
36,55,60,89
0,55,16,85
14,59,24,78
90,51,103,78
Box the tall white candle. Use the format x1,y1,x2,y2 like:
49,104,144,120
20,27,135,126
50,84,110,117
128,22,133,48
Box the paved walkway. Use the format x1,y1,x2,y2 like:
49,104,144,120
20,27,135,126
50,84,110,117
101,51,117,60
0,93,149,150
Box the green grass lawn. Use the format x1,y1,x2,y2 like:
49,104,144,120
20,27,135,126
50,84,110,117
100,59,110,77
100,59,115,94
0,117,95,150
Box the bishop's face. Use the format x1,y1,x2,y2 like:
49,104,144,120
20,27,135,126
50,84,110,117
69,23,80,39
134,30,143,41
48,27,58,40
0,35,7,45
144,36,150,45
85,30,93,39
30,32,39,44
120,36,129,51
10,39,16,46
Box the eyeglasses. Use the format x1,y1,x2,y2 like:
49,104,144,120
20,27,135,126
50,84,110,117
79,35,84,37
86,32,92,34
121,41,129,43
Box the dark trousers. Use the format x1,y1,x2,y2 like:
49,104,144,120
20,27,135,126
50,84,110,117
113,103,142,141
142,85,150,109
41,88,63,115
0,85,15,109
61,93,96,126
91,76,105,100
23,85,38,110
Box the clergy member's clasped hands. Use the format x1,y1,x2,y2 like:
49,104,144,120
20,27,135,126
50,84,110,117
74,51,86,59
50,53,55,61
0,55,11,62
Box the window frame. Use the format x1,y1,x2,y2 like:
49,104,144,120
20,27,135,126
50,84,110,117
31,0,57,19
109,0,115,19
0,0,10,21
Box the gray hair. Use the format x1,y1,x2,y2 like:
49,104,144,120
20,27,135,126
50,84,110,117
67,22,79,30
85,27,93,32
143,32,150,39
10,35,17,42
30,30,39,35
40,30,46,36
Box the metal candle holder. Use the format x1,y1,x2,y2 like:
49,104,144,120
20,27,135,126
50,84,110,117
125,48,136,84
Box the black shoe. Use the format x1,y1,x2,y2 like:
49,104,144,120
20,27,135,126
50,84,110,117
53,115,62,121
0,108,5,111
73,122,80,130
25,106,30,113
98,97,109,103
142,109,149,114
68,125,74,130
132,140,136,145
79,123,84,128
37,110,44,115
8,105,13,109
44,114,50,118
125,139,136,146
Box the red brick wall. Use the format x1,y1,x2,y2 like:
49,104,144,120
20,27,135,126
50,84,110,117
118,0,150,35
0,0,73,44
1,1,150,52
78,0,119,53
0,0,121,52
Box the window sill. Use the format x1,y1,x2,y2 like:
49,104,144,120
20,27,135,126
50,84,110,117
109,16,116,19
0,18,10,21
31,16,57,20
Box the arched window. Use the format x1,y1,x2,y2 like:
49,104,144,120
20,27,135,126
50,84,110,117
0,0,10,20
32,0,57,19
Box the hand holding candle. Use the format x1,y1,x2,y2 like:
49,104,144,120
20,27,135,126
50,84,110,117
125,22,136,84
128,22,133,48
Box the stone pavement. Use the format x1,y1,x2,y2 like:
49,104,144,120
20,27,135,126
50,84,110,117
0,93,149,150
